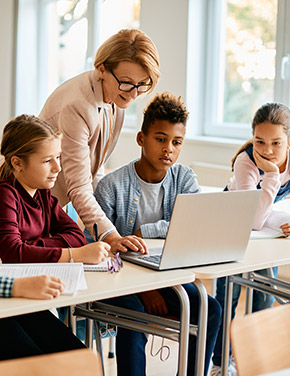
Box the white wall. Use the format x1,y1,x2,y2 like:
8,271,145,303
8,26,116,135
0,0,242,178
0,0,16,131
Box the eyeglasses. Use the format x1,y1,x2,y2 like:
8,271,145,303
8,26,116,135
107,252,123,273
109,70,152,93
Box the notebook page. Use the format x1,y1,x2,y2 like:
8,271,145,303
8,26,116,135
250,210,290,239
0,263,87,295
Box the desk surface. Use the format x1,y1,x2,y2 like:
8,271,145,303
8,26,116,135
144,238,290,279
2,236,290,318
0,261,195,319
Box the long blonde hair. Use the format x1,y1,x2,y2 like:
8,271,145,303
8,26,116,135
231,103,290,170
94,29,160,93
0,114,61,181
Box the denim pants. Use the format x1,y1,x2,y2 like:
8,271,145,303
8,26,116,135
102,283,221,376
212,267,278,367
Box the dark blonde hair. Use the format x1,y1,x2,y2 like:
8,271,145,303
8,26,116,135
0,114,61,180
94,29,160,93
231,103,290,169
141,92,189,134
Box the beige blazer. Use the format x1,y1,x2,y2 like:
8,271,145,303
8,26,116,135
39,70,125,237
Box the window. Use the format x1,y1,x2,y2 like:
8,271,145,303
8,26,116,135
200,0,290,140
15,0,140,128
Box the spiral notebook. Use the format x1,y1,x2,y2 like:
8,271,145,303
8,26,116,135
83,257,111,272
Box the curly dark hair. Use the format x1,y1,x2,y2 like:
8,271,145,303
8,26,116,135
141,92,189,134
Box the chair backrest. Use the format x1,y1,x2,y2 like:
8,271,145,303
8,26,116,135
231,304,290,376
0,349,103,376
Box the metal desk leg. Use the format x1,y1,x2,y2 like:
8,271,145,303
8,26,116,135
193,280,208,376
171,285,190,376
69,306,77,335
221,276,233,376
93,320,105,376
245,272,253,314
85,303,94,348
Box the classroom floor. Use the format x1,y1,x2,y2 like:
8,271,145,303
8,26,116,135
99,279,268,376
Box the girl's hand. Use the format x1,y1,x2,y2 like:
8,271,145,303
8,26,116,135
139,290,168,316
12,275,65,300
253,149,279,173
104,232,148,254
77,242,110,264
280,222,290,237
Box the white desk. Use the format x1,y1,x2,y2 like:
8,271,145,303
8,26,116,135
191,238,290,376
3,238,289,376
0,262,195,319
0,262,200,376
135,238,290,376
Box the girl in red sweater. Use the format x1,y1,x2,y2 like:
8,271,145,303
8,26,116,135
0,114,109,264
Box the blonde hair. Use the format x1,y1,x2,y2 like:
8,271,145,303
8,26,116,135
94,29,160,93
231,103,290,170
0,114,61,181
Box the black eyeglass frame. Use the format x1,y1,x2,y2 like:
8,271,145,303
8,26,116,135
109,70,152,93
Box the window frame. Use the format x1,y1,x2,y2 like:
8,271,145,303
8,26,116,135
200,0,290,141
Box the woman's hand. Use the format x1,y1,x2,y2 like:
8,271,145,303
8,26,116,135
253,149,279,173
280,222,290,236
12,275,65,300
104,232,148,254
75,242,110,264
139,290,168,316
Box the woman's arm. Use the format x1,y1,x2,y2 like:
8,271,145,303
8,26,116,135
55,105,121,238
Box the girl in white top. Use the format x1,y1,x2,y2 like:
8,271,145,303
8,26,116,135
227,102,290,233
211,103,290,375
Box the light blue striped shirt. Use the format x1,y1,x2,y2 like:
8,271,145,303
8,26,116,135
91,160,200,239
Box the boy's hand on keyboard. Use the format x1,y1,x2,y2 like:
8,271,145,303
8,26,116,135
139,290,168,316
104,232,148,254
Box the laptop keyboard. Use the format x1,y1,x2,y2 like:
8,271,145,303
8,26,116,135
138,254,161,265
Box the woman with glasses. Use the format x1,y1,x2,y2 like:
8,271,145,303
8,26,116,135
39,29,160,253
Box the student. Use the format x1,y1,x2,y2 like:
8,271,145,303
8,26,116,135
0,114,110,264
39,29,159,254
211,102,290,376
85,92,222,376
0,274,86,360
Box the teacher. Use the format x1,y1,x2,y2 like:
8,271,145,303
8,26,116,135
39,29,160,253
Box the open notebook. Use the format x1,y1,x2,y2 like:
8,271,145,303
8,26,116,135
250,210,290,239
0,263,87,295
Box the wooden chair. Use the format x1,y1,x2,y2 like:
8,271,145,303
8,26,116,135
0,349,103,376
231,304,290,376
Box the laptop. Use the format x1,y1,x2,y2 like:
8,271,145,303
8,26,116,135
121,190,261,270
